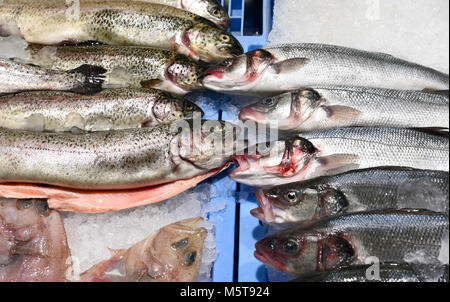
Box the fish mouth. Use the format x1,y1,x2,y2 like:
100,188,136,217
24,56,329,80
254,190,275,222
238,107,268,123
254,249,286,272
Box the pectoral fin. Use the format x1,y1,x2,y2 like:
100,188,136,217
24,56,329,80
316,154,360,176
140,79,163,89
322,105,362,123
269,58,310,74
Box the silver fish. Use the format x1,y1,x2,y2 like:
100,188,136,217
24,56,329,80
239,87,449,131
0,58,104,94
203,44,449,96
0,88,203,132
230,127,449,187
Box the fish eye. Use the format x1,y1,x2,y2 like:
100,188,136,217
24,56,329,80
36,200,50,216
171,238,189,250
220,35,231,42
184,102,194,111
262,98,275,106
16,199,33,210
282,238,300,255
212,8,220,16
284,191,299,204
222,58,233,67
183,250,197,266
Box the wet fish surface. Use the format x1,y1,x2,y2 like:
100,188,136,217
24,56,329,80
0,57,104,94
0,0,242,63
255,210,449,275
239,87,450,131
203,44,449,95
293,263,449,282
80,217,207,282
0,88,202,132
0,198,71,281
230,127,450,187
0,120,240,190
254,167,449,224
26,45,207,95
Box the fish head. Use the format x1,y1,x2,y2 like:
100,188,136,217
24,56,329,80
229,137,319,187
173,119,245,170
255,229,355,275
240,89,324,130
203,49,275,93
165,56,206,93
138,218,207,282
252,183,349,223
183,0,230,29
186,23,243,63
151,94,204,124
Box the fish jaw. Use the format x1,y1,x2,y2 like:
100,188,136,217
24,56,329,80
0,163,231,213
254,241,287,272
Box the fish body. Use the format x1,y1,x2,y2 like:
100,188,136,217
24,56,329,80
255,210,449,275
0,120,240,190
0,198,70,281
81,217,207,282
0,88,202,132
230,127,450,187
0,0,242,63
293,263,449,282
203,44,449,95
0,57,104,94
239,87,450,131
26,45,206,95
254,167,449,224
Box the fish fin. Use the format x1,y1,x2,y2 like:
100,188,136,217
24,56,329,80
69,64,107,95
72,40,106,47
316,154,360,176
421,89,449,97
69,126,87,134
321,105,362,123
140,79,163,89
269,58,310,74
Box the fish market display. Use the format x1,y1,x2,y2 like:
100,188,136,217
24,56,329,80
293,263,449,282
97,0,230,29
0,0,243,63
0,57,104,94
253,167,449,224
255,210,449,275
231,127,449,187
81,217,207,282
26,45,207,95
203,44,449,96
0,88,202,132
0,121,242,212
239,87,450,131
0,198,70,282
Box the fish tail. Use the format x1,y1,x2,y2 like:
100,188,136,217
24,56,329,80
69,64,107,95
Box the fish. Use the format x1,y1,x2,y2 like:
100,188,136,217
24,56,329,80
230,127,450,187
0,88,203,132
93,0,230,29
0,120,245,212
239,87,450,132
203,44,449,96
255,210,449,275
0,0,243,63
293,263,449,282
25,45,207,95
80,217,207,282
0,198,70,282
253,167,449,224
0,57,104,94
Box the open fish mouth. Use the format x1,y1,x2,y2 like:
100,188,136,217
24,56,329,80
254,249,286,272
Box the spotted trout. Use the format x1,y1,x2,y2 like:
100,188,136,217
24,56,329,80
0,0,243,63
203,44,449,95
0,88,202,132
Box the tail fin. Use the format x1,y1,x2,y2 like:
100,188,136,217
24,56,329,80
69,64,107,95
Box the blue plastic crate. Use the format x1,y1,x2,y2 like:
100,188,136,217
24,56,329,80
202,0,274,282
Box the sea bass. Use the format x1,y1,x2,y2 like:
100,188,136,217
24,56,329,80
255,210,449,275
0,120,243,212
203,44,449,96
0,0,242,63
0,88,203,132
81,217,207,282
239,87,450,131
25,45,207,95
253,167,449,224
293,263,449,282
0,198,70,282
93,0,230,29
230,127,449,187
0,57,104,94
